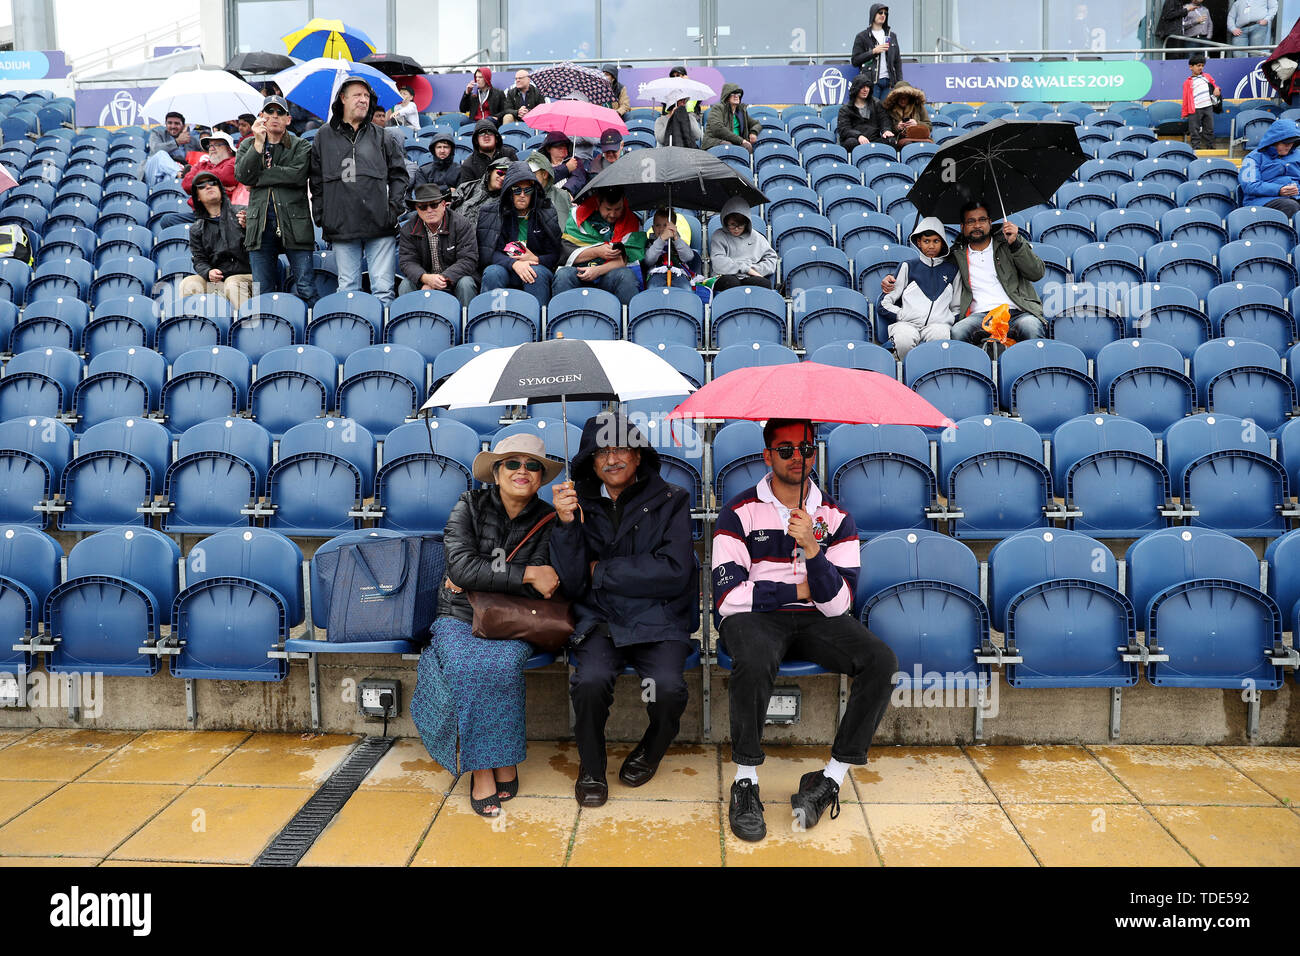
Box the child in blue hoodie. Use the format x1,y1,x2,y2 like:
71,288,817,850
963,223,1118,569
877,216,959,358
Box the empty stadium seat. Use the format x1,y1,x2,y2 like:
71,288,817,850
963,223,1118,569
794,287,873,352
10,296,89,354
711,341,798,381
902,341,996,427
1095,338,1195,435
546,287,621,340
0,346,81,421
782,244,851,292
1144,240,1220,306
370,418,478,533
1165,413,1288,537
1030,209,1095,262
72,345,164,431
307,290,384,363
1227,205,1296,248
1217,239,1296,298
1173,180,1235,220
161,345,251,434
248,344,336,437
627,287,703,349
829,424,936,538
232,292,308,363
710,285,786,349
0,415,72,530
809,340,896,376
156,294,233,364
384,289,461,362
711,420,772,507
1114,180,1177,218
1072,242,1143,287
1131,282,1210,357
999,339,1096,436
0,524,61,669
266,418,375,536
1052,413,1171,538
935,415,1052,539
83,294,158,357
465,288,540,347
1046,283,1125,360
160,417,272,534
338,343,425,436
1207,282,1294,355
1192,338,1294,436
853,243,907,303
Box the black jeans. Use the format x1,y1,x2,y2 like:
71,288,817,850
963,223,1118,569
713,274,773,294
721,610,898,766
1190,106,1215,149
569,627,692,778
1266,197,1300,218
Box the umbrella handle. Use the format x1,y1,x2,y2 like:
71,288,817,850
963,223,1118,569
561,393,571,483
989,157,1009,224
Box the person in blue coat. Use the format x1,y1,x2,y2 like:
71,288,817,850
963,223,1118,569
1239,118,1300,216
550,410,696,808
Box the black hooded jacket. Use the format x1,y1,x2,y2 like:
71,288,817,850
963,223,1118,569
476,161,564,272
308,78,410,241
413,131,463,191
851,3,904,84
188,177,250,278
836,73,896,151
458,119,519,186
549,411,695,648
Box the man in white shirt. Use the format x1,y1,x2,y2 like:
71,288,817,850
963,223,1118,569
947,201,1046,349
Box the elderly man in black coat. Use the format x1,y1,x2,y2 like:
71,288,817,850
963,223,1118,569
550,411,696,808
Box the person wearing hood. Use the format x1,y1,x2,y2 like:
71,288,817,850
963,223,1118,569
458,118,519,187
876,217,958,357
642,206,703,288
601,64,631,116
550,411,695,807
836,73,896,152
413,130,463,193
236,94,316,304
1239,117,1300,215
851,4,903,102
554,184,646,305
451,156,511,227
702,82,761,152
710,196,779,293
539,130,580,192
656,97,703,148
180,170,253,308
398,182,479,307
309,77,410,305
477,161,564,305
881,80,932,147
459,66,506,127
503,68,545,124
526,149,573,231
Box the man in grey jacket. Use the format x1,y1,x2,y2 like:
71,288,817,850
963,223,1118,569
309,77,409,304
397,182,479,306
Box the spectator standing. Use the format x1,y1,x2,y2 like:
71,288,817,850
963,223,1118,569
458,118,518,187
181,171,253,308
459,67,506,127
398,183,479,307
836,73,896,151
478,161,564,305
503,69,545,124
1228,1,1277,55
309,77,410,305
709,196,778,293
851,4,903,102
1181,53,1220,150
702,83,761,152
235,95,316,303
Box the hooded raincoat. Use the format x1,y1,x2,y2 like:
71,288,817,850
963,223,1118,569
876,216,958,356
836,73,895,151
709,196,779,279
1239,118,1300,203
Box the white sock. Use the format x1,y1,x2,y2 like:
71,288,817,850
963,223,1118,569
734,765,758,785
823,759,849,786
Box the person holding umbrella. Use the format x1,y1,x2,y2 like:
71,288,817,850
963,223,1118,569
713,418,899,842
549,411,696,807
656,97,703,148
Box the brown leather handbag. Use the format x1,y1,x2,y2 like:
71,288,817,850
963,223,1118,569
463,512,574,653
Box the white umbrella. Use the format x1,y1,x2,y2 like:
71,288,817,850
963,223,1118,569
420,339,697,479
638,76,717,105
141,68,266,126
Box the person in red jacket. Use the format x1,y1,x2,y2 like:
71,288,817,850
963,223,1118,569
1181,53,1220,151
164,130,240,228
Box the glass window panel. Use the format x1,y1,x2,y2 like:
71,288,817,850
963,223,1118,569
1046,0,1143,53
951,0,1044,54
601,0,702,62
436,5,480,65
395,0,439,64
715,0,813,57
235,0,310,54
506,0,597,61
821,0,916,60
338,7,388,56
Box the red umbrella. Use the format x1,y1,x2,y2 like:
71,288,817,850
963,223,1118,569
665,362,954,429
523,100,628,140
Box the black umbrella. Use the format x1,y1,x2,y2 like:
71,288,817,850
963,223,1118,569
225,51,296,75
361,53,425,77
575,145,766,212
909,119,1087,224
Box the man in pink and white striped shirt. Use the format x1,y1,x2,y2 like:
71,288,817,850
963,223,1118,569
713,419,898,843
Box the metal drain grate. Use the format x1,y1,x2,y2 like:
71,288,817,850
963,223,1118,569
254,735,396,867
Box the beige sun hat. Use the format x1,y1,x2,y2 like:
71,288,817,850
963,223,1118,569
472,433,564,484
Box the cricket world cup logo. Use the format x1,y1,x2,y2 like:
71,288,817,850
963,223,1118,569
99,90,144,126
805,68,847,106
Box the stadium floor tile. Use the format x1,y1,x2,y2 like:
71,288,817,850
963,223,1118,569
0,731,1296,866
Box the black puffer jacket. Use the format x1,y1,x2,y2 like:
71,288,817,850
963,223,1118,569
458,119,518,186
188,181,250,278
836,73,895,151
549,412,695,647
477,161,564,272
439,487,558,623
308,78,410,241
413,131,462,192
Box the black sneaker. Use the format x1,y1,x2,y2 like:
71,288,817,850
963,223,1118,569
790,770,841,830
728,779,766,842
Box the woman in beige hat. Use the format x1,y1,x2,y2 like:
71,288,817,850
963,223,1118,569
411,433,565,817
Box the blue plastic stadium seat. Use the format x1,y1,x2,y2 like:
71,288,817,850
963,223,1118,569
853,242,907,304
1126,527,1283,689
0,346,81,421
1095,338,1194,435
337,343,426,437
158,417,272,534
43,527,180,676
0,416,72,529
430,343,506,439
999,339,1096,437
902,341,995,428
465,288,539,347
306,290,383,363
266,418,375,536
155,294,233,364
936,415,1052,540
1130,282,1210,357
546,287,621,341
710,285,786,349
782,244,850,292
1045,282,1125,361
1192,337,1294,436
83,294,158,357
10,296,89,356
1071,242,1143,287
1165,413,1288,537
1217,239,1296,299
231,292,308,363
385,289,461,363
1228,204,1296,248
1206,282,1294,355
794,287,872,352
1052,413,1170,538
1144,240,1220,307
1173,180,1235,221
248,344,336,438
56,416,170,532
72,345,164,431
372,419,478,533
0,525,61,670
829,423,936,538
161,345,250,434
1030,209,1095,262
627,287,703,349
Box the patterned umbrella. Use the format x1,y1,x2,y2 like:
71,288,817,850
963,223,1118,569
282,18,376,60
529,62,614,108
523,100,627,139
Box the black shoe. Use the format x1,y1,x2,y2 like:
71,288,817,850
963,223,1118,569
728,779,766,842
790,770,841,830
575,770,608,808
618,743,659,787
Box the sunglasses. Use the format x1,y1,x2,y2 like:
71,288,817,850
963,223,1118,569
767,442,816,460
500,458,544,472
510,184,536,195
263,108,288,117
414,201,444,211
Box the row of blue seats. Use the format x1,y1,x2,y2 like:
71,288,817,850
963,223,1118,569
3,521,1297,693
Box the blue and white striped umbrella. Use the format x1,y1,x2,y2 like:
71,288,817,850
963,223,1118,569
272,57,401,120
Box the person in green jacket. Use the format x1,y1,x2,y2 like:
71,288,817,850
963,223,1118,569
234,94,317,304
703,82,761,152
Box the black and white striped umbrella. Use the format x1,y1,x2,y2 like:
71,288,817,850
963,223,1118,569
419,338,697,477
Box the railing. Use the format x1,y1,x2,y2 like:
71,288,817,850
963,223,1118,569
71,14,202,77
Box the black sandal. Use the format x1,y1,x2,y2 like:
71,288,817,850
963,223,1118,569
495,767,519,801
469,775,501,817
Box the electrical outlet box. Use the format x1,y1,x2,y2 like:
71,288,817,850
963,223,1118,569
765,686,802,725
358,678,400,718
